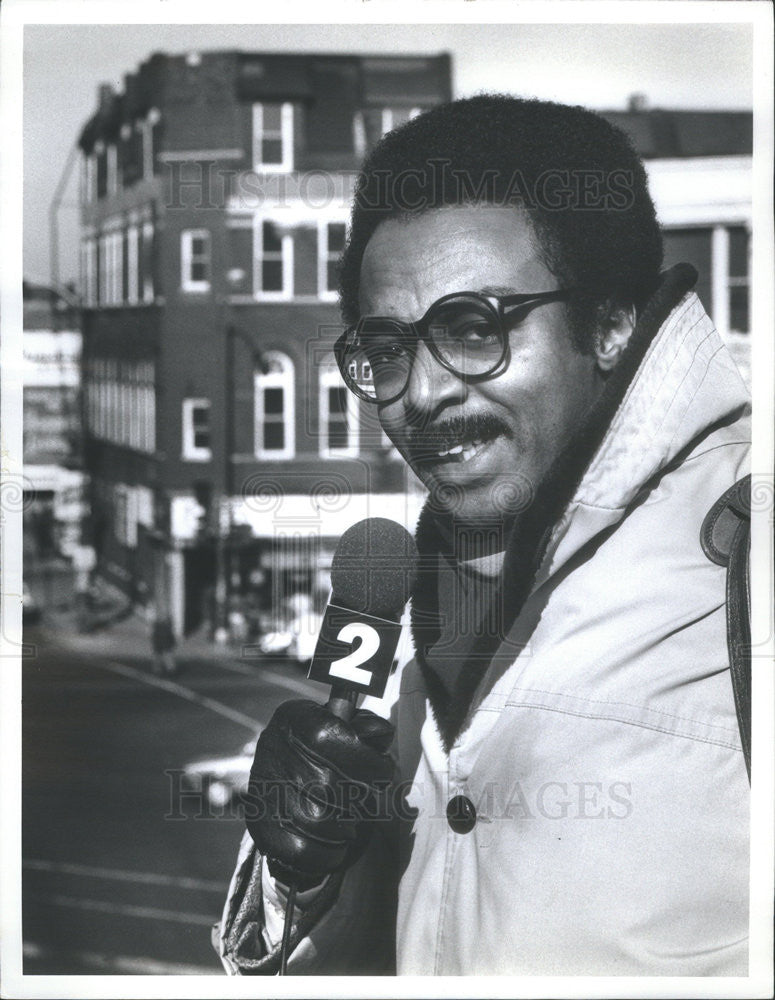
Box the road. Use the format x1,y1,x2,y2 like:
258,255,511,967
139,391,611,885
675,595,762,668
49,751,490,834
21,610,320,976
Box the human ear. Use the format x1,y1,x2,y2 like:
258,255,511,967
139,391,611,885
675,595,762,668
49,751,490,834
594,302,636,372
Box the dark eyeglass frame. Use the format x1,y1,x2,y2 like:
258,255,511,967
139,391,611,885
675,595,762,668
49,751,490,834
334,288,577,404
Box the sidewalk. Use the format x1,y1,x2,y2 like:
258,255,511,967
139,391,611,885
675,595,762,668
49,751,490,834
27,559,260,670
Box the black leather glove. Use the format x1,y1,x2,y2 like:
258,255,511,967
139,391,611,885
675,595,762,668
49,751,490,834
245,699,394,890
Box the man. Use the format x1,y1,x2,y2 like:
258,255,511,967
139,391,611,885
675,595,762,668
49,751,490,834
215,95,750,975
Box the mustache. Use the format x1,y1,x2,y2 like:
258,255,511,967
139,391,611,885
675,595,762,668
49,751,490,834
407,412,509,460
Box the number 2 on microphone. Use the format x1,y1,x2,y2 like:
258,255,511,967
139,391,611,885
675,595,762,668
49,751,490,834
329,622,380,685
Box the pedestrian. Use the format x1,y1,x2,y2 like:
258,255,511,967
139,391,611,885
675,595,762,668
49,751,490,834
216,95,751,976
151,615,177,676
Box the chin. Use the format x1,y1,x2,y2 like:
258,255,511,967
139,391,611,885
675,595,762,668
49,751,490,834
424,465,534,520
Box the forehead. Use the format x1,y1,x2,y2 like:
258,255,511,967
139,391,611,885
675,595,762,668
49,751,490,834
358,204,552,318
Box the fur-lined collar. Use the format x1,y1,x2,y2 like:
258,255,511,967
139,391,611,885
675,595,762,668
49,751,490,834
410,264,700,751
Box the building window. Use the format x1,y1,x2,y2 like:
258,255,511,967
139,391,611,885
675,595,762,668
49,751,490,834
112,231,124,304
141,361,156,453
182,398,212,461
106,144,119,197
181,229,211,293
82,153,96,205
141,108,160,181
318,221,347,300
381,107,422,134
319,365,358,457
255,220,293,299
711,225,751,336
255,351,294,459
252,102,294,172
141,219,155,303
81,237,97,306
355,107,423,153
114,484,129,544
95,141,107,199
128,365,139,449
727,225,750,334
113,484,138,548
126,224,139,304
664,224,751,338
100,229,123,305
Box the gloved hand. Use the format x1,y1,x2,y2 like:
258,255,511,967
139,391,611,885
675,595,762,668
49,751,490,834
245,699,395,890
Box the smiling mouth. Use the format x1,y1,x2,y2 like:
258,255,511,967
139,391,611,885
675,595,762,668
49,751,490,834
412,430,501,467
432,438,487,463
408,413,508,468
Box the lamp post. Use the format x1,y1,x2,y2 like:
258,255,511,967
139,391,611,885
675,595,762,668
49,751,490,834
213,324,267,644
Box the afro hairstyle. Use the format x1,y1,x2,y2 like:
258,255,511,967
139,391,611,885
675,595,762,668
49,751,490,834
338,94,664,353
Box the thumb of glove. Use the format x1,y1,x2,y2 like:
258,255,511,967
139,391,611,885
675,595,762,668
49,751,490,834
349,709,394,755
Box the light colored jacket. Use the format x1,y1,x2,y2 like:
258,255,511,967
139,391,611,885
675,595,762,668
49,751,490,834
217,289,750,976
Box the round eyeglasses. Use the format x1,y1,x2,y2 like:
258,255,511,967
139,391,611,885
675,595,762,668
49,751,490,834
334,289,576,404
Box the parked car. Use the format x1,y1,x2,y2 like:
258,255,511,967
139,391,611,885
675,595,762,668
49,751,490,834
258,610,322,666
181,732,261,808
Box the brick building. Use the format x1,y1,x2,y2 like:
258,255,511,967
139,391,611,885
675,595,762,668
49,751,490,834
77,50,451,636
22,281,85,558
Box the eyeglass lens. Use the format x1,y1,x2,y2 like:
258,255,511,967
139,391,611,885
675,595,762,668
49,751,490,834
345,296,505,402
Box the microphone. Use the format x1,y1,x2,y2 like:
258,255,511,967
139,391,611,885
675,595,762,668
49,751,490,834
307,518,419,721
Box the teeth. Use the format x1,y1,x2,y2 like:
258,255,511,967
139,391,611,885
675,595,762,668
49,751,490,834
435,438,486,460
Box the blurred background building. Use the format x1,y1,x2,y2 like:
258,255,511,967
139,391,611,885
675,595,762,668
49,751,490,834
75,50,451,640
21,280,85,559
67,50,751,643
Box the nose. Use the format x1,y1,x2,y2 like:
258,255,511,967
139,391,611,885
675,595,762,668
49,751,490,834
402,339,466,423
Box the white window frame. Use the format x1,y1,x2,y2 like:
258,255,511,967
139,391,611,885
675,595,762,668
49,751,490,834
141,362,156,454
141,109,160,181
95,360,104,438
182,398,212,462
137,486,154,529
727,224,751,335
106,360,117,442
181,229,212,293
129,366,139,449
254,218,294,300
98,234,108,305
111,231,124,305
352,111,367,159
147,381,156,453
319,365,359,458
107,143,118,197
142,219,154,303
99,360,107,439
120,368,130,444
380,106,422,136
114,484,129,544
252,102,294,173
711,223,751,337
126,224,139,304
100,231,121,306
254,351,295,460
84,238,97,306
317,220,347,301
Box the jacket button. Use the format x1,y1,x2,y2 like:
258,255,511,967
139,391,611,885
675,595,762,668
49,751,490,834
446,794,476,834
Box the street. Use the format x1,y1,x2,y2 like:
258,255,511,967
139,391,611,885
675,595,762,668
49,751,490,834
21,570,320,976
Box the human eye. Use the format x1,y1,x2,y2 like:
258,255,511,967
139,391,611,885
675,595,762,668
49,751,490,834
432,308,500,349
363,336,410,366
